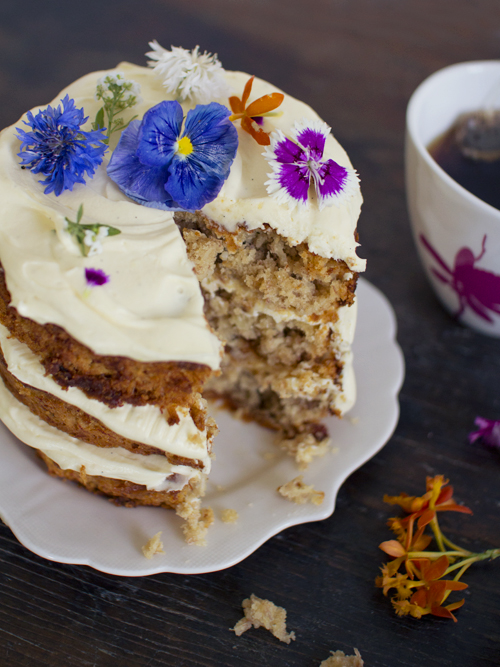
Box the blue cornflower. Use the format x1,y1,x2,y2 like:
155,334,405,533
107,100,238,211
16,95,107,196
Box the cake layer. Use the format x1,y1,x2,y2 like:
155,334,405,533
0,374,202,493
0,266,211,414
176,212,358,424
0,322,213,468
37,451,197,509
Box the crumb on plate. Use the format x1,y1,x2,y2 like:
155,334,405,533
275,432,330,469
277,475,325,505
221,509,239,524
142,531,165,559
175,489,214,546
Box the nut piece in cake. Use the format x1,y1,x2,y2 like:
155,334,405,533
232,594,296,644
277,475,325,505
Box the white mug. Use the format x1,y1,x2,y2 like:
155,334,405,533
406,61,500,337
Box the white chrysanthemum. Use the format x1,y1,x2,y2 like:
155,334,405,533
83,226,109,256
146,41,231,104
95,72,142,107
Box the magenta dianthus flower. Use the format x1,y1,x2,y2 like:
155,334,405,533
469,417,500,449
263,118,358,210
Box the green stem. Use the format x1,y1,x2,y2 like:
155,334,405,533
430,516,446,552
444,549,500,576
105,100,117,143
441,533,471,555
409,550,467,559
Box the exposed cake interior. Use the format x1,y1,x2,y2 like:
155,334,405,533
0,58,364,516
176,211,358,438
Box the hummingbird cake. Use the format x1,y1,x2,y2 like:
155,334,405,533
0,44,364,527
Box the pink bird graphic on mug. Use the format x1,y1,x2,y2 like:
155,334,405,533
420,234,500,323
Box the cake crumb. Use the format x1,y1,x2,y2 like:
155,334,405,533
349,416,359,425
221,509,239,524
175,495,214,546
263,451,276,460
232,594,295,644
320,648,363,666
142,531,165,559
276,432,330,469
216,484,226,492
278,475,324,505
79,465,88,485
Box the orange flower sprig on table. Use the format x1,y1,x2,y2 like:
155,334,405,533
376,475,499,622
228,76,284,145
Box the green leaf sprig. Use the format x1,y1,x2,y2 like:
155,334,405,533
64,204,121,257
92,73,141,145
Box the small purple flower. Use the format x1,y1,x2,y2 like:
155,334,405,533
16,96,107,196
469,417,500,449
85,267,110,287
263,118,358,210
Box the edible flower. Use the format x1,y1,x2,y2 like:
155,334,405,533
16,96,107,196
107,100,238,211
146,42,231,103
384,475,473,527
85,267,109,287
376,475,499,622
469,416,500,449
263,118,358,210
64,204,121,257
93,72,141,145
228,76,284,145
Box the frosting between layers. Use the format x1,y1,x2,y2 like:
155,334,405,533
0,376,202,491
0,323,212,469
0,62,363,369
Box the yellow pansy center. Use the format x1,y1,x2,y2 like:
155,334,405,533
176,136,193,156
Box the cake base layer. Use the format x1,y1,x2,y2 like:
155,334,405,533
38,451,195,509
0,349,211,468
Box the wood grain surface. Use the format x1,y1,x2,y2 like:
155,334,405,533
1,1,499,665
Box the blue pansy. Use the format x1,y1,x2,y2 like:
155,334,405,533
107,100,238,211
16,95,107,196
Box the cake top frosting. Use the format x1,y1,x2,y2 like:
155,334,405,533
0,49,364,368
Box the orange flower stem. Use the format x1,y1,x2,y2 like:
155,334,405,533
451,560,475,581
444,549,500,577
408,550,466,559
441,533,472,555
430,516,446,552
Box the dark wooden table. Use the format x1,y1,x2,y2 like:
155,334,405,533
1,1,499,665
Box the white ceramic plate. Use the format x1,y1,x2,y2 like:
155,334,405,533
0,278,404,576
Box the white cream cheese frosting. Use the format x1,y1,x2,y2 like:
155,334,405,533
0,323,212,470
0,126,222,367
0,375,202,491
0,62,363,371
